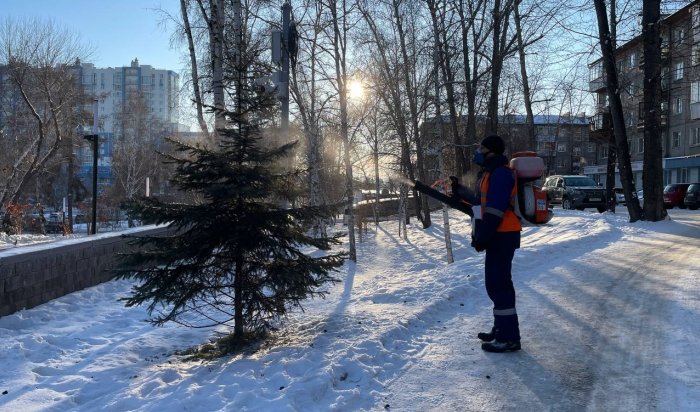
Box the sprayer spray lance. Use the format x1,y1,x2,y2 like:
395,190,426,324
403,178,474,218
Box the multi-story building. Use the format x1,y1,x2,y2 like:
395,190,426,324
77,58,180,133
421,114,596,182
498,114,596,176
74,58,182,190
588,1,700,186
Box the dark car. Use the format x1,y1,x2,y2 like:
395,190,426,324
542,175,607,213
45,213,64,234
684,183,700,210
663,183,690,209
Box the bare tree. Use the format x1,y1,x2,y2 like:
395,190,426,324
485,0,515,135
326,0,357,261
358,2,414,235
289,0,332,237
180,0,210,136
593,0,642,222
0,18,92,208
457,0,491,174
110,91,164,225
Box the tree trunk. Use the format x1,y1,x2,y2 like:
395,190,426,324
514,0,536,150
605,146,617,212
641,0,666,221
195,0,226,135
593,0,642,222
180,0,209,136
486,0,512,135
330,0,356,261
458,0,488,175
604,0,617,213
392,0,430,228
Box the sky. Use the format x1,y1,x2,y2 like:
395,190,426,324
1,207,699,411
0,0,185,72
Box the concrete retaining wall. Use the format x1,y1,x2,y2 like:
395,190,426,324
0,226,168,318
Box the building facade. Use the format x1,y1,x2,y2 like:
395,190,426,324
588,1,700,187
77,58,180,133
74,58,181,190
421,114,596,183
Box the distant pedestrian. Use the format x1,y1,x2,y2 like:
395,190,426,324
453,135,522,352
38,207,47,235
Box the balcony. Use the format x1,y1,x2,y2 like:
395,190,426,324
589,76,607,92
589,110,612,144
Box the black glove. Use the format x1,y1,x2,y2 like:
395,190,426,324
471,239,487,252
449,176,460,197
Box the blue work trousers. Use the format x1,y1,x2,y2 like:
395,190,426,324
484,232,521,342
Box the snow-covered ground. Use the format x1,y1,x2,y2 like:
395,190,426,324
0,208,699,411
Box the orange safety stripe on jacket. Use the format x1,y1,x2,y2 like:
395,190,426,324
479,168,522,232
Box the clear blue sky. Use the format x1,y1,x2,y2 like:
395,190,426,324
0,0,184,72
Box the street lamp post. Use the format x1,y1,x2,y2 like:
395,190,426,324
83,99,99,235
83,133,98,235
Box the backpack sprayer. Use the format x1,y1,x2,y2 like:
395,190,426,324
409,151,553,225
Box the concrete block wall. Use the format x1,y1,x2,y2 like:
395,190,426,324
0,226,169,318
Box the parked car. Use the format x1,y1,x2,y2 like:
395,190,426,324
614,187,626,205
684,183,700,210
663,183,690,209
542,175,607,213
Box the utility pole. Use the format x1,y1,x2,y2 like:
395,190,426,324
256,2,294,139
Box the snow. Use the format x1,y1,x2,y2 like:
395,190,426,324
1,209,699,411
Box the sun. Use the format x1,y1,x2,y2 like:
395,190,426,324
348,80,364,100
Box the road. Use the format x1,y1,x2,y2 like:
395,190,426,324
386,209,700,411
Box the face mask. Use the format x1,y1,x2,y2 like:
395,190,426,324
472,149,489,165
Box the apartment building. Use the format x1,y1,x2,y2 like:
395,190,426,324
74,58,181,190
77,58,180,133
421,114,596,182
588,1,700,186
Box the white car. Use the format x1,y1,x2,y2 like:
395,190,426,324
614,188,625,205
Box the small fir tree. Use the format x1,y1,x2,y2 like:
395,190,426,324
115,97,347,346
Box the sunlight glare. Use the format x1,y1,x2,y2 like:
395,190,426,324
348,80,364,100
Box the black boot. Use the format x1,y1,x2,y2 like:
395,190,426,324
481,340,521,353
477,331,495,342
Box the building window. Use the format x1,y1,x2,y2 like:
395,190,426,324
557,143,567,152
693,47,700,65
676,29,685,45
573,146,581,156
588,142,596,153
693,128,700,146
675,61,684,80
672,131,681,148
557,159,567,168
601,145,608,158
675,97,683,114
693,82,700,104
628,53,636,68
638,137,644,153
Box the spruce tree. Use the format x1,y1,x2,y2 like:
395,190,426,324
115,94,347,344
